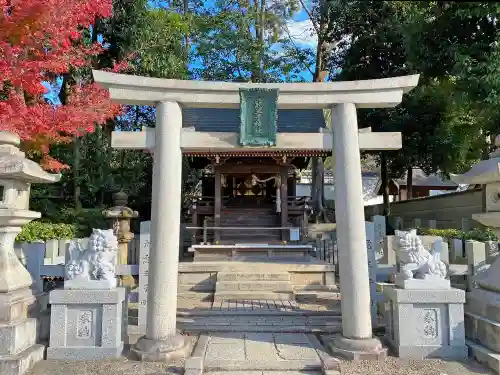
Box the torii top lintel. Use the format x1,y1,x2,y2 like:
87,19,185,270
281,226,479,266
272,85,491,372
92,70,420,109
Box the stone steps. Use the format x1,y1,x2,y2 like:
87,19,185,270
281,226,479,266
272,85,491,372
215,272,295,301
179,315,342,334
295,290,341,303
218,272,291,282
214,290,295,302
217,281,293,292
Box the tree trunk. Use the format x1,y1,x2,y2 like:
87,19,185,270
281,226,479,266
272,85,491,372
59,73,82,211
406,166,413,200
312,158,326,223
309,0,330,223
381,152,390,216
73,136,82,211
183,0,190,74
258,0,265,81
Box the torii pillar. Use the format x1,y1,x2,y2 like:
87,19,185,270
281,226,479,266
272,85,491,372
93,70,419,362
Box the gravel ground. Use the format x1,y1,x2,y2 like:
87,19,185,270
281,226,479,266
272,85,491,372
26,336,199,375
25,358,185,375
26,356,493,375
337,357,493,375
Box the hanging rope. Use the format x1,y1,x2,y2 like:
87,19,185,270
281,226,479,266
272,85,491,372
251,174,282,212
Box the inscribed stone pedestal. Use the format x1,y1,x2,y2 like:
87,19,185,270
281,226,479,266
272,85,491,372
47,287,126,360
383,286,467,359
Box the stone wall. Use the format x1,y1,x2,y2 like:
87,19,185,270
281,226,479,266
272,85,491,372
365,188,484,229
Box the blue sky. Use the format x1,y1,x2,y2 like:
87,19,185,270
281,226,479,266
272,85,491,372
44,1,317,103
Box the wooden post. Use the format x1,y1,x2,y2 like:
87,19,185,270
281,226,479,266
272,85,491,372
214,167,221,242
191,208,198,246
280,166,288,241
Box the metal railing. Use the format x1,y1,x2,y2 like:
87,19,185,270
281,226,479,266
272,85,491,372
185,226,299,244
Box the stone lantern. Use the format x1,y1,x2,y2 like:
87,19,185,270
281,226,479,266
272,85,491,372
450,135,500,372
102,190,138,286
0,132,60,375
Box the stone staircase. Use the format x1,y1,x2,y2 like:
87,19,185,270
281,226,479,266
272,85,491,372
214,272,295,301
177,297,342,334
219,205,282,243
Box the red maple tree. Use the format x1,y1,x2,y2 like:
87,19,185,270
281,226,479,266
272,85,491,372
0,0,124,170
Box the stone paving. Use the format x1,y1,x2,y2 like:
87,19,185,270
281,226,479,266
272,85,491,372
26,352,493,375
203,358,493,375
195,332,330,372
26,296,494,375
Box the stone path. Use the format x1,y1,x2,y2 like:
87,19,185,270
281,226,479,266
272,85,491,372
26,358,493,375
186,332,339,374
205,372,321,374
203,358,493,375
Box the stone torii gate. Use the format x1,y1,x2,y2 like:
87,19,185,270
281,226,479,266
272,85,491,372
93,70,419,361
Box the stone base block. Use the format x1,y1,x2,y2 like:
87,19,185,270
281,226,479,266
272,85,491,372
47,287,126,360
383,286,467,360
132,334,190,362
326,336,387,360
0,318,37,355
467,339,500,374
465,311,500,353
466,288,500,322
394,344,468,359
0,289,35,324
64,280,116,290
46,344,124,360
0,344,45,375
395,276,451,290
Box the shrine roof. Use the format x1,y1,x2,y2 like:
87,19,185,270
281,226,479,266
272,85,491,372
182,108,325,133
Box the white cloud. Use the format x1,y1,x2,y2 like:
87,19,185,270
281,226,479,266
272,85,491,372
285,18,317,48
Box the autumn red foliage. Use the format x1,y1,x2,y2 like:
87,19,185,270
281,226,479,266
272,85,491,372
0,0,123,170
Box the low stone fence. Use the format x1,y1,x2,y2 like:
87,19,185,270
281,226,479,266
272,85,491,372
314,215,498,291
14,237,141,269
365,188,484,230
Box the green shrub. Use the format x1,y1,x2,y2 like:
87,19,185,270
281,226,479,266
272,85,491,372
416,227,498,242
58,207,109,238
417,228,462,239
16,221,76,243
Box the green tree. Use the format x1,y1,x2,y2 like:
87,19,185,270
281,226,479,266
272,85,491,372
31,0,191,229
194,0,302,82
323,1,488,213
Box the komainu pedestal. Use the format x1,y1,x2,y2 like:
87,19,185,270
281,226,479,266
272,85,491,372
383,230,467,359
47,288,125,360
47,229,125,360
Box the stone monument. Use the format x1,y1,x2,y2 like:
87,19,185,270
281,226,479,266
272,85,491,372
47,228,126,360
0,132,60,375
102,190,138,286
451,135,500,373
383,229,467,359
